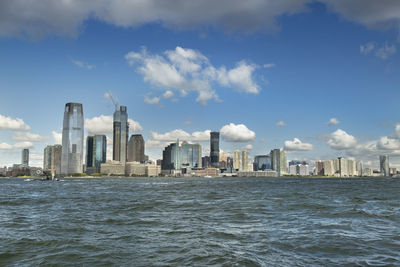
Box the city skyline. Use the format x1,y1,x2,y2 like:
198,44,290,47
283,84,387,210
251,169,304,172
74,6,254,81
1,1,400,168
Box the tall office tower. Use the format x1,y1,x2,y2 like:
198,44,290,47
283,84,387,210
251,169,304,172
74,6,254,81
61,103,84,174
233,150,241,170
356,161,363,176
86,135,107,173
242,150,248,171
323,160,335,176
270,149,288,176
21,149,29,166
202,156,210,168
181,142,202,168
162,141,181,170
338,157,348,177
379,155,390,177
226,157,233,173
113,106,129,163
44,145,62,174
210,132,220,168
254,155,271,171
347,159,356,177
128,134,145,163
315,161,324,175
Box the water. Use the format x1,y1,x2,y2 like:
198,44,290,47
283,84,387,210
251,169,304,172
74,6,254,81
1,177,399,266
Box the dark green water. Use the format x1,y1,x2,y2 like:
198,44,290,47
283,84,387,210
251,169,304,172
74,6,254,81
1,177,399,266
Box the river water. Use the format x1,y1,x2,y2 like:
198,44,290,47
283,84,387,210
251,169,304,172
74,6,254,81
0,177,399,266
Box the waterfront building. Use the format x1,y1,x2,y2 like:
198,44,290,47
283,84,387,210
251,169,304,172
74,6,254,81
233,150,240,170
181,142,202,168
210,132,220,168
238,170,278,177
323,160,335,176
363,168,373,177
254,155,271,171
43,145,62,174
113,106,129,163
226,157,233,173
356,161,363,176
347,159,356,176
270,149,287,176
21,149,29,166
242,150,248,171
61,103,84,174
315,161,324,175
162,141,181,170
202,156,210,168
338,157,348,177
100,161,125,175
128,134,145,163
289,164,309,176
389,168,397,176
379,155,390,177
86,135,107,174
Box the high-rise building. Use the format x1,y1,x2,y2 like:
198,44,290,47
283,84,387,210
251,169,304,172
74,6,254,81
323,160,335,176
380,155,390,177
270,149,287,176
242,150,248,171
21,149,29,166
210,132,219,168
181,142,202,168
356,161,363,176
61,103,84,174
162,141,181,170
338,157,348,177
86,135,107,173
347,159,356,177
44,145,62,174
254,155,271,171
202,156,211,169
128,134,145,163
113,106,129,163
233,150,240,170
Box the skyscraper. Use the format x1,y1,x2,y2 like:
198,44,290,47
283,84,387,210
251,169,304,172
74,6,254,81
380,155,390,177
128,134,145,163
181,142,202,168
241,150,248,171
21,149,29,166
233,150,240,170
86,135,107,173
253,155,271,171
270,149,287,176
113,106,129,163
44,145,62,174
61,103,84,174
162,141,181,170
210,132,219,168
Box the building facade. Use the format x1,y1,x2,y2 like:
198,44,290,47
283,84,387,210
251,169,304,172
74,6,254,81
233,150,240,170
210,132,220,168
44,145,62,174
380,155,390,177
241,150,248,171
128,134,145,163
254,155,271,171
86,135,107,173
21,149,29,166
61,103,84,174
181,142,202,168
270,149,287,176
113,106,129,163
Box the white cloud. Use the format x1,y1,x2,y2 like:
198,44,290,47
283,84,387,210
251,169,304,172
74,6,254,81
276,120,286,127
0,141,33,150
162,90,174,99
360,41,397,59
284,138,314,151
2,1,400,39
52,131,62,144
377,136,400,150
126,46,260,105
327,118,340,126
85,115,143,134
389,123,400,139
263,63,275,68
326,129,357,150
12,132,48,142
243,144,253,151
71,59,95,70
0,114,30,131
144,96,160,105
220,123,256,142
149,129,211,142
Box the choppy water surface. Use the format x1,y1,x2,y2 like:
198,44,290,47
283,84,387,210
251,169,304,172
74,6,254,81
0,177,399,266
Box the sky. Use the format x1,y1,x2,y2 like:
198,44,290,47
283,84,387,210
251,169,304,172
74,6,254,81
1,0,400,169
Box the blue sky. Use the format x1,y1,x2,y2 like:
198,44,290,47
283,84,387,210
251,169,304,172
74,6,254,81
1,1,400,168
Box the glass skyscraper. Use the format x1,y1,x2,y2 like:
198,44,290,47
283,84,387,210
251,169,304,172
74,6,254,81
44,145,62,174
21,148,29,166
162,141,181,170
210,131,219,168
86,135,107,173
128,134,145,163
181,142,202,168
254,155,271,171
380,155,390,177
113,106,129,163
61,103,84,174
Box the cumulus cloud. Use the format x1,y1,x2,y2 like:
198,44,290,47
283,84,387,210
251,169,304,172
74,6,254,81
326,129,357,150
220,123,256,142
243,144,253,151
0,114,30,131
0,141,33,150
144,96,160,105
125,46,260,105
52,131,62,144
276,120,286,127
327,118,340,126
71,59,95,70
284,138,314,151
162,90,174,99
85,115,143,134
12,132,48,142
150,129,211,142
360,41,397,59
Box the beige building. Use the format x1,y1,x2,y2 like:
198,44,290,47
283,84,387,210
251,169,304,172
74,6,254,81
233,150,240,170
242,150,248,171
100,161,126,175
